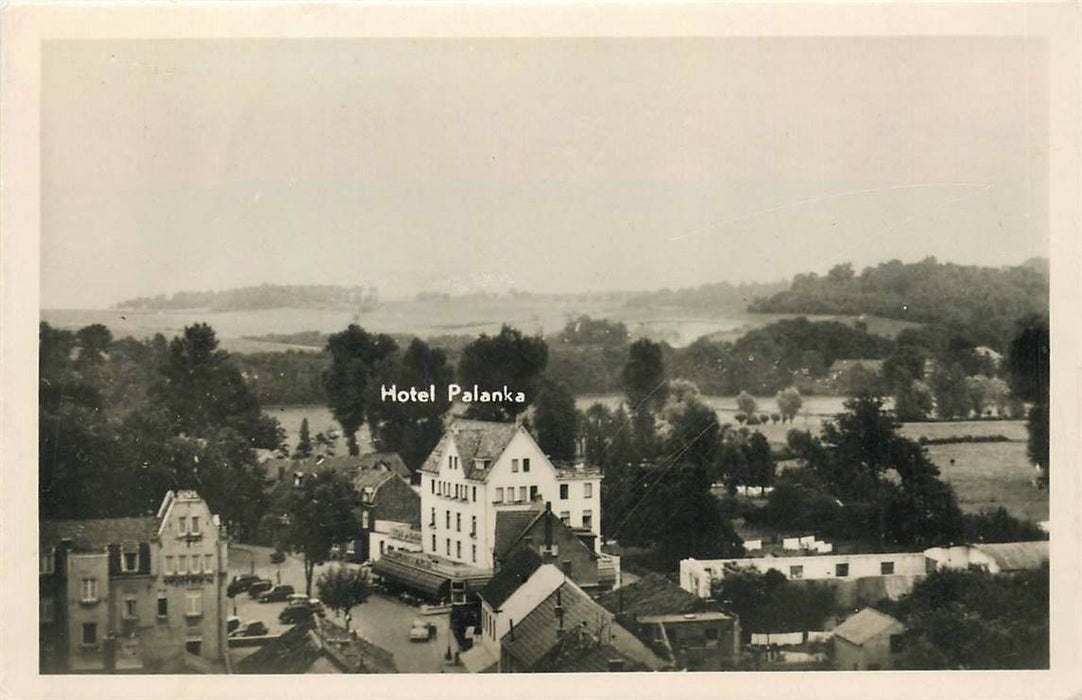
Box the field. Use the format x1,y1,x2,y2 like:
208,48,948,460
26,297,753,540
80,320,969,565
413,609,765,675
42,302,905,352
924,441,1046,521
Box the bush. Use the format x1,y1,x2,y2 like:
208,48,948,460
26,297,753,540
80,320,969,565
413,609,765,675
963,507,1046,543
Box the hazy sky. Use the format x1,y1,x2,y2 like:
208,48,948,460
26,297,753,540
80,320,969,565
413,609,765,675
41,38,1048,309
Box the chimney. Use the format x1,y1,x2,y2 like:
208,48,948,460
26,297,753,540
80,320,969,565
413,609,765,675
544,503,553,547
509,618,515,641
575,437,585,463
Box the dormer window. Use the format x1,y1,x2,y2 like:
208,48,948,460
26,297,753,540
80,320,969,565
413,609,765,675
122,550,139,572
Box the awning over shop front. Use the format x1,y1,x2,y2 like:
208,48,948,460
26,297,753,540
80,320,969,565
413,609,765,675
372,555,448,597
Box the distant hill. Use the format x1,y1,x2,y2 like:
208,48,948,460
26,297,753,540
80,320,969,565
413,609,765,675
748,257,1048,349
114,284,380,312
623,279,790,311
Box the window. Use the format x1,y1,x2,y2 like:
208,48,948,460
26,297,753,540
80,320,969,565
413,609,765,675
185,591,203,617
178,516,187,534
456,541,462,558
470,515,477,536
512,459,519,473
456,513,461,532
446,539,451,556
472,486,476,502
789,565,804,579
431,534,437,551
559,484,569,500
165,555,174,574
40,598,55,624
362,511,370,529
584,483,593,499
81,578,98,602
560,511,570,525
430,507,436,527
472,544,477,563
40,551,55,575
495,487,503,503
448,455,454,469
523,458,530,473
881,561,895,575
431,479,436,494
124,598,137,619
157,594,168,618
82,622,97,646
529,485,538,501
518,486,527,502
582,510,593,529
122,551,138,572
204,554,213,572
190,554,201,573
835,563,849,577
186,640,202,656
190,516,200,535
445,511,451,529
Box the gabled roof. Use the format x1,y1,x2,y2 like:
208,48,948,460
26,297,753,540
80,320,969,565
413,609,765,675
40,516,159,551
420,419,521,480
479,547,544,609
352,469,397,492
234,620,327,674
534,639,646,673
596,573,709,619
356,452,411,480
974,541,1049,571
501,578,664,672
832,608,903,646
493,508,546,562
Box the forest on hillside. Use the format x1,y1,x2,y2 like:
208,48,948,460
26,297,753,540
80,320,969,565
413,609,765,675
748,258,1048,349
114,284,380,311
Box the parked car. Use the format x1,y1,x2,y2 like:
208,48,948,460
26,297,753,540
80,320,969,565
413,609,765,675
285,593,310,607
259,584,296,603
226,616,241,634
279,604,315,624
227,574,261,597
307,598,325,617
247,580,273,599
229,620,269,637
270,550,286,564
409,619,436,642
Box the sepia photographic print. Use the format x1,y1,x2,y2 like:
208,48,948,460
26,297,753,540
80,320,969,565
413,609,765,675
2,3,1080,699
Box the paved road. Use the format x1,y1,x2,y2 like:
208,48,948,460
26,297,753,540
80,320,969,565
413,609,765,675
227,545,456,673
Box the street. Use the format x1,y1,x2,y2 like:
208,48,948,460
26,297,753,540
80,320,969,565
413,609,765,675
227,545,458,673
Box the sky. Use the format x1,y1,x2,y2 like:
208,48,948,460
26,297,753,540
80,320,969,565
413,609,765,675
41,37,1048,309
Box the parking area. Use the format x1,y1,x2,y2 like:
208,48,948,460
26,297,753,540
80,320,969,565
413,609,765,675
227,545,458,673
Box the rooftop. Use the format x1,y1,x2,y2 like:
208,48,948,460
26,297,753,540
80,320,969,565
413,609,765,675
832,608,904,647
596,573,710,618
480,547,544,609
493,507,546,563
355,451,411,480
420,419,520,479
500,576,666,672
41,516,159,551
974,541,1049,571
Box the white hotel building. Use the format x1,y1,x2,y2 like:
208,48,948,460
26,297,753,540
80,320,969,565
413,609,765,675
419,419,602,572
